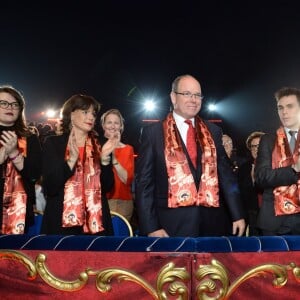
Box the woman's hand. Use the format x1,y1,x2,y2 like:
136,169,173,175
67,128,79,168
101,131,120,158
0,131,18,157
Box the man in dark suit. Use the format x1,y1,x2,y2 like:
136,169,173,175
135,74,245,237
255,87,300,235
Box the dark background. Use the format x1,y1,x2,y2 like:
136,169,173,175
1,0,300,155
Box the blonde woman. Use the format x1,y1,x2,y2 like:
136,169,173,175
101,109,135,221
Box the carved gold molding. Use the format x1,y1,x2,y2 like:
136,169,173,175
0,250,190,299
1,250,300,299
0,249,36,280
195,259,300,300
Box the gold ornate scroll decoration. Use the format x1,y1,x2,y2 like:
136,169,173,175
156,262,190,300
0,250,36,280
36,253,89,291
195,259,300,300
195,259,229,300
1,250,300,299
88,262,189,300
0,250,190,299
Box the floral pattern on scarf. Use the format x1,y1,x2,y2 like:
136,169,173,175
62,135,104,233
2,138,27,234
272,127,300,215
163,113,219,208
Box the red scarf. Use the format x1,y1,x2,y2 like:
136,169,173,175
62,134,104,233
163,113,219,208
272,127,300,215
1,138,27,234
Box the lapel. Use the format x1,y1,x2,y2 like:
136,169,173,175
195,144,202,188
178,132,201,187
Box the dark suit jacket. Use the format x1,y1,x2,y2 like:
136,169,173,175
255,133,300,233
135,119,245,237
41,134,114,235
238,159,262,235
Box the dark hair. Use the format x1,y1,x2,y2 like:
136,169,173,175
274,87,300,104
61,94,100,134
246,131,265,150
0,85,30,137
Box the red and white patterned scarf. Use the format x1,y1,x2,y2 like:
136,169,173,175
1,138,27,234
62,134,104,233
272,127,300,215
163,113,219,208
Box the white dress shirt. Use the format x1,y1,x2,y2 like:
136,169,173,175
172,111,195,147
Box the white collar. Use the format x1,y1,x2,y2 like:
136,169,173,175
172,111,195,126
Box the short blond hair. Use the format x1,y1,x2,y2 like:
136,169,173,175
100,109,125,133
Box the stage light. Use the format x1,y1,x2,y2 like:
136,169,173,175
144,99,156,112
45,109,56,118
208,103,217,111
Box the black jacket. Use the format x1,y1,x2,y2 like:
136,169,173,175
135,119,245,236
41,134,114,235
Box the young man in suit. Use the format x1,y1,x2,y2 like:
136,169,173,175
135,74,245,237
255,87,300,235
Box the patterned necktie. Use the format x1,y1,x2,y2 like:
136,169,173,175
185,119,197,167
289,130,297,153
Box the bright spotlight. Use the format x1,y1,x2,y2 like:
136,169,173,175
208,104,217,111
144,100,156,112
46,109,56,118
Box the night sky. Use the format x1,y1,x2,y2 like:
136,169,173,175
1,0,300,154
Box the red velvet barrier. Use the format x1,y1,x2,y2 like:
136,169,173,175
1,250,300,299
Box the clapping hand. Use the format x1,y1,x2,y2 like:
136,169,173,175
0,130,18,156
101,131,120,158
67,128,79,164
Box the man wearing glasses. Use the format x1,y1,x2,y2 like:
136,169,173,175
135,74,245,237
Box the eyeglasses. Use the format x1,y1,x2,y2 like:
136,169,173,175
0,100,20,110
250,144,259,149
174,91,204,100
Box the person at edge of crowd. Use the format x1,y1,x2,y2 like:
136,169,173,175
54,119,63,135
238,131,265,236
255,87,300,235
222,134,247,174
100,109,135,222
41,94,117,235
222,134,233,158
0,85,42,234
135,74,246,237
39,123,55,145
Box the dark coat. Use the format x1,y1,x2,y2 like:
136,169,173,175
41,134,114,235
238,159,262,235
135,119,245,237
255,133,300,234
